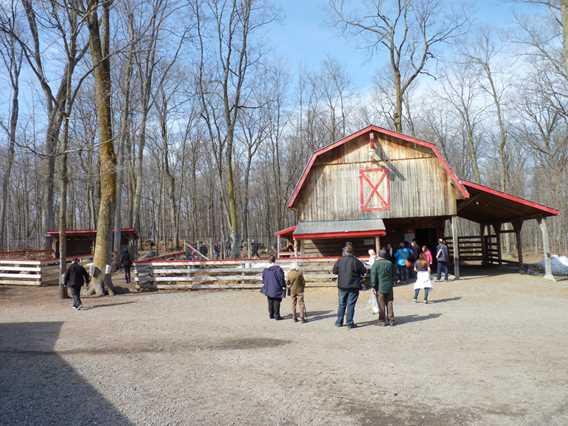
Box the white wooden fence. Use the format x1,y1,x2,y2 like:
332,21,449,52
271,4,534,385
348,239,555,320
133,258,339,290
0,260,57,286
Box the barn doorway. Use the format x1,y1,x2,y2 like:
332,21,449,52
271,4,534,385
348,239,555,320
415,228,438,252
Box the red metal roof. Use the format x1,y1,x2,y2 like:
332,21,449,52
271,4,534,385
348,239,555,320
274,226,297,237
461,181,560,219
46,227,139,238
293,230,386,240
287,125,470,208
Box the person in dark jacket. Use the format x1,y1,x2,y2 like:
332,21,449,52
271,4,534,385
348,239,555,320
261,256,286,320
436,238,449,281
371,249,396,326
64,257,90,310
120,249,133,283
332,243,366,329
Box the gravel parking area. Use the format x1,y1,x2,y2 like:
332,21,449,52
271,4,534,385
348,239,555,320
1,269,568,425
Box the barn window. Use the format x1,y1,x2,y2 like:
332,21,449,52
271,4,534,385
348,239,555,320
359,167,390,211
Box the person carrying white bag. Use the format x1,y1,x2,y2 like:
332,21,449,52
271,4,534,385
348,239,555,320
366,249,379,314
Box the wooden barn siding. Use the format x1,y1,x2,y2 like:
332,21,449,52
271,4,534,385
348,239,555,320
297,134,457,221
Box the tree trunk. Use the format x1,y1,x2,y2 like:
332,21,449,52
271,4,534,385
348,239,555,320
393,70,403,133
86,0,116,296
561,0,568,76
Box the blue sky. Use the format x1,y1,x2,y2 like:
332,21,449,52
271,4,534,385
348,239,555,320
266,0,535,90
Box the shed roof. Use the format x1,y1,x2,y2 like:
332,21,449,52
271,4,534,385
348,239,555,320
458,181,560,223
287,125,469,208
293,219,386,240
46,227,139,238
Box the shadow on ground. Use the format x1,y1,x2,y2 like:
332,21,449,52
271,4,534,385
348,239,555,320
358,313,442,327
0,322,133,425
83,301,137,310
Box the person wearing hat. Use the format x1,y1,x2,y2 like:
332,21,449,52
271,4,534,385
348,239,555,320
64,257,91,310
286,263,307,323
370,248,396,326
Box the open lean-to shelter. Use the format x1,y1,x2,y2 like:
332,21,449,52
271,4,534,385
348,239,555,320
275,125,560,279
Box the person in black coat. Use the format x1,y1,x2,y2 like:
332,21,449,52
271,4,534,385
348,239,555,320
261,256,286,320
332,243,366,329
120,249,133,283
64,258,90,310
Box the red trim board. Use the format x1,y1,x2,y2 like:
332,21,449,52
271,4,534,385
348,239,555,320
287,125,469,208
274,225,297,237
462,181,560,216
293,230,386,240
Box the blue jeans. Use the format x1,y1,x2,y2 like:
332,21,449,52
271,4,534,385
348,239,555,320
414,288,430,301
437,261,448,280
336,288,359,326
397,264,408,282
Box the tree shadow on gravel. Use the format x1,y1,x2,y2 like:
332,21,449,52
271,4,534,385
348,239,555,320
0,322,133,425
82,301,137,310
432,297,461,303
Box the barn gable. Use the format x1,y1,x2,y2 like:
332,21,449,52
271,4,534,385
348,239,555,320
290,125,467,223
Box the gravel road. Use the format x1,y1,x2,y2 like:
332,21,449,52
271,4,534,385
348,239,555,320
1,270,568,425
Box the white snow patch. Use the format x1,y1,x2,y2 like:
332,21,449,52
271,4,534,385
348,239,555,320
539,255,568,276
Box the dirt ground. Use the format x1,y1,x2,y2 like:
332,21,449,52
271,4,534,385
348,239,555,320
1,268,568,425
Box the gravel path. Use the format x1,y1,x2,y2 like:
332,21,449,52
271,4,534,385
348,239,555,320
1,271,568,425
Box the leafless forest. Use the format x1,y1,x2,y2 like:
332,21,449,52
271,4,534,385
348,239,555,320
0,0,567,262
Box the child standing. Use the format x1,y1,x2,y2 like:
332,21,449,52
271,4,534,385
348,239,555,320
413,254,433,303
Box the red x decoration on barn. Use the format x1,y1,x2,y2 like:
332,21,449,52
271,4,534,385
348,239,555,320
359,168,390,212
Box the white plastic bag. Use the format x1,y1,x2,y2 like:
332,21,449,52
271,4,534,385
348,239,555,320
368,293,379,314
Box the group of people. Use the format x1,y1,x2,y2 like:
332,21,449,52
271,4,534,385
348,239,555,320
260,256,307,322
389,239,449,284
260,238,451,328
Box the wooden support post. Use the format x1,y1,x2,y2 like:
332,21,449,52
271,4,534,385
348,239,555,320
492,223,502,265
480,223,487,265
277,236,281,259
537,217,555,280
293,239,298,258
374,236,381,254
512,220,524,272
247,239,251,259
451,216,460,279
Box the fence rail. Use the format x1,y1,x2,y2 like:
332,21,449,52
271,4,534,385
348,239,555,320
133,258,339,290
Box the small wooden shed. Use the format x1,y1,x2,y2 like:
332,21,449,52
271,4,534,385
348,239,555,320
47,228,138,258
276,125,560,278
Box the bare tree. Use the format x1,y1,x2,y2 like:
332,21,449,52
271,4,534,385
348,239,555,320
84,0,117,296
330,0,465,132
0,0,23,250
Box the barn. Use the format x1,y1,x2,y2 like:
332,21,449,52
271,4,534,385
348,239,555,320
275,125,560,279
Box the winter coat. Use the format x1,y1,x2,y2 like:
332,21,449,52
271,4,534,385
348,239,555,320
261,264,286,299
332,254,366,290
120,251,132,268
64,262,90,289
423,249,433,265
394,248,410,267
436,244,449,262
286,269,305,296
370,258,395,294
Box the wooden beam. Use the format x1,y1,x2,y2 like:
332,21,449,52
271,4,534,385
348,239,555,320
451,216,460,279
512,220,524,272
277,236,281,259
491,223,502,265
537,217,555,280
457,193,483,213
374,236,381,254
